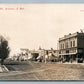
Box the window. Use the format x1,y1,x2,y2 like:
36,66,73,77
60,44,64,49
70,41,72,48
73,41,75,47
66,50,69,53
46,51,48,55
54,51,56,53
61,44,62,49
63,44,64,49
65,42,68,48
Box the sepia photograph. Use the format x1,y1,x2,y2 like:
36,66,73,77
0,3,84,80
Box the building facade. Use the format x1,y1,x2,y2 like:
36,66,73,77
59,32,84,63
44,49,59,62
30,49,59,62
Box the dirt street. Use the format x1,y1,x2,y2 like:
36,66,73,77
0,61,84,80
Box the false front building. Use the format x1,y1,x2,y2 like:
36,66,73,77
59,32,84,63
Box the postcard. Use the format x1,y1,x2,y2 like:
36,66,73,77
0,1,84,81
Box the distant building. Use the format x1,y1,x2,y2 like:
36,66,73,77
37,49,45,62
12,54,18,61
37,48,59,62
20,48,29,61
29,50,39,61
29,48,59,62
59,32,84,63
44,49,59,62
20,48,29,54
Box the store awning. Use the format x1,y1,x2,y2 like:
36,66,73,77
59,53,77,56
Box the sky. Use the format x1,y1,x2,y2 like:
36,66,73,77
0,4,84,56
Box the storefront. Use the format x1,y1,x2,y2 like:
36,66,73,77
59,53,77,63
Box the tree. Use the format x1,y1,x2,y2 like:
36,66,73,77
0,36,10,65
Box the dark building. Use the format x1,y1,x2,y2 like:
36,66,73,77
59,32,84,63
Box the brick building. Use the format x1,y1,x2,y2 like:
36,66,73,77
59,32,84,63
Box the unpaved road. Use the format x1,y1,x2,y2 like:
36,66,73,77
0,61,84,80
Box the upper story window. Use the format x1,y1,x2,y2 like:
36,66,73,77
70,41,72,48
60,43,65,49
66,50,69,53
46,51,48,55
60,44,64,49
63,44,64,49
65,42,68,48
54,51,56,53
60,44,62,49
73,41,75,47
